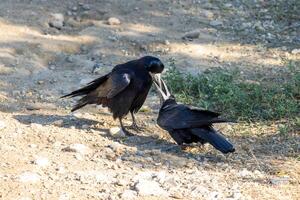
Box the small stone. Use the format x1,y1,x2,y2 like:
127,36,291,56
241,22,252,29
135,180,169,196
270,176,290,185
33,157,49,167
18,172,40,183
49,65,56,70
238,168,252,178
52,119,64,126
49,13,64,29
209,20,223,26
82,4,90,10
154,171,166,184
12,90,20,96
254,21,265,32
108,142,125,155
66,55,75,63
81,124,89,129
62,143,91,155
291,49,300,54
224,3,232,8
0,120,6,130
170,192,183,199
121,190,137,200
67,11,72,16
164,40,170,45
182,31,200,40
202,10,214,19
71,6,78,11
30,123,43,129
92,63,102,74
109,127,126,137
65,18,80,27
107,17,121,25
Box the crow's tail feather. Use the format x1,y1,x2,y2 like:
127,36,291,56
61,74,109,98
192,128,235,154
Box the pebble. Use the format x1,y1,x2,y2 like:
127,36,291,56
254,21,265,32
62,144,91,155
109,127,126,137
52,119,64,126
71,6,78,11
49,65,56,70
49,13,64,29
92,63,102,73
270,176,290,185
237,168,252,178
154,171,167,184
291,49,300,54
81,124,89,129
121,190,137,199
82,4,90,10
164,40,170,45
107,17,121,25
0,120,6,130
134,180,169,196
209,20,223,26
241,22,252,29
182,31,200,40
18,172,41,183
33,157,50,167
202,10,214,19
76,171,113,184
66,55,75,63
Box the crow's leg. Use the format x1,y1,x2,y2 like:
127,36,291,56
128,112,143,131
119,118,133,136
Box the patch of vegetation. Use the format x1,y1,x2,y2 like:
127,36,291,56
164,61,299,122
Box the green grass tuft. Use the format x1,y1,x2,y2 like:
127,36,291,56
164,61,299,122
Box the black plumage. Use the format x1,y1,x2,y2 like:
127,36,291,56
153,76,235,154
62,56,164,135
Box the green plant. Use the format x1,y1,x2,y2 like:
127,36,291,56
164,62,299,122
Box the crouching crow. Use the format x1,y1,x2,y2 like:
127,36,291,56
153,76,235,154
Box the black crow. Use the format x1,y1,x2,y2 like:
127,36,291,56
62,56,164,135
153,76,235,154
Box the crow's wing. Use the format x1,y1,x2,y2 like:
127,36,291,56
158,104,227,130
106,73,131,98
187,105,220,118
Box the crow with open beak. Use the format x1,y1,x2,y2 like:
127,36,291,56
152,75,235,154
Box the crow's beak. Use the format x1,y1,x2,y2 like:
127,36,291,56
151,73,161,86
152,74,169,102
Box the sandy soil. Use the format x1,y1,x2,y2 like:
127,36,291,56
0,0,299,200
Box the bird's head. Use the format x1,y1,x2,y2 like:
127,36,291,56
141,56,164,74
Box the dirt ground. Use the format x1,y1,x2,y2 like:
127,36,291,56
0,0,299,200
